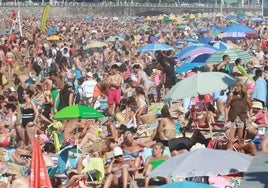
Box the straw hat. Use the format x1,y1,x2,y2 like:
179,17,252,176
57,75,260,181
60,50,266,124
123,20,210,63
252,101,263,109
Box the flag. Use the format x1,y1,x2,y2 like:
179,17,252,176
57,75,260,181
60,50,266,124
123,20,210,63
40,4,51,33
30,137,52,188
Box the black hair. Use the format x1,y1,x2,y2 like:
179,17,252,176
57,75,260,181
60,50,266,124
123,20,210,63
43,142,56,153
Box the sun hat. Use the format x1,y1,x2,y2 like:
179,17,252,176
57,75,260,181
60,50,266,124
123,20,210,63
113,146,123,157
87,72,93,78
252,101,263,109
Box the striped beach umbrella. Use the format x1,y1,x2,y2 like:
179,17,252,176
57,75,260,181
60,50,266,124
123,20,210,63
206,48,252,65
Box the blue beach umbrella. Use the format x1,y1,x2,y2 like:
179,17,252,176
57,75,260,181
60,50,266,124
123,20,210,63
175,62,206,74
212,41,233,51
137,43,174,52
175,45,218,60
222,23,256,34
159,181,216,188
198,37,213,44
190,53,211,63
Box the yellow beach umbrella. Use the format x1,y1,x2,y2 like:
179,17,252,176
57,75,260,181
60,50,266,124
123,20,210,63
146,16,151,21
189,14,195,20
158,15,164,20
47,35,62,41
169,14,176,20
85,41,107,49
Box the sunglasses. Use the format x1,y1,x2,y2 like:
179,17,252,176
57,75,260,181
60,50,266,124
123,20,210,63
115,155,123,159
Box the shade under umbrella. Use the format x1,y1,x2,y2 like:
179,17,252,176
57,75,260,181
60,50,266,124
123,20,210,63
137,43,174,52
148,148,253,178
163,72,236,101
53,104,104,120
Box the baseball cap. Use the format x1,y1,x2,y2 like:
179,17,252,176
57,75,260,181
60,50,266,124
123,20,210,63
113,146,123,157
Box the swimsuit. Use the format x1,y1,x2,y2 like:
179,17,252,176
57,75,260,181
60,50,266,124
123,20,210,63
149,159,165,169
123,150,139,158
21,107,34,128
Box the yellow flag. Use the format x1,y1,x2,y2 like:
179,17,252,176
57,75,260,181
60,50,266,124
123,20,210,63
40,4,51,33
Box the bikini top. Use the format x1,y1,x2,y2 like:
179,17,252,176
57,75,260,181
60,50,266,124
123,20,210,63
123,150,139,158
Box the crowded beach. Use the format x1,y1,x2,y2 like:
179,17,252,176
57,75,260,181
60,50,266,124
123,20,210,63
0,9,268,188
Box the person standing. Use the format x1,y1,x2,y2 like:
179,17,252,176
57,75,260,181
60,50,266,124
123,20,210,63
252,69,267,107
226,81,252,151
81,72,97,105
54,82,74,113
107,64,123,116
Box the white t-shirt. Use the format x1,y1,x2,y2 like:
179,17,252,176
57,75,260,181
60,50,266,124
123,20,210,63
81,79,97,98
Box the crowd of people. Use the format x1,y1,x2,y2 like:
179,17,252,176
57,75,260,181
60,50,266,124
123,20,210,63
0,10,268,187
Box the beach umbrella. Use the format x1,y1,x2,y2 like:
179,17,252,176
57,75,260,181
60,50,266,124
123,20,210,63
57,145,83,173
190,53,211,63
159,181,216,188
206,48,252,65
47,26,58,35
184,38,199,43
148,148,253,178
137,43,174,52
47,35,62,41
85,41,107,49
251,17,266,23
175,63,206,74
30,136,52,188
198,37,213,44
195,28,209,34
53,104,103,120
221,23,256,38
107,36,125,42
212,41,233,51
175,45,218,60
163,72,235,101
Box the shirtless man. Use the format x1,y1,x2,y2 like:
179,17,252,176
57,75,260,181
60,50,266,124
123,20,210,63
107,64,123,116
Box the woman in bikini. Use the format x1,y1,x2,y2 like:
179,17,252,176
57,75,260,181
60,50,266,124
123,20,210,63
143,142,170,188
103,146,138,188
19,88,39,147
154,105,176,146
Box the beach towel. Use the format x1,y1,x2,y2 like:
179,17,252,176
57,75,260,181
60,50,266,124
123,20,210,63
81,157,105,182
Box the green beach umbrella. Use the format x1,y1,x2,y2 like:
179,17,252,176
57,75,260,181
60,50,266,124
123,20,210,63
206,48,252,65
53,104,104,120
